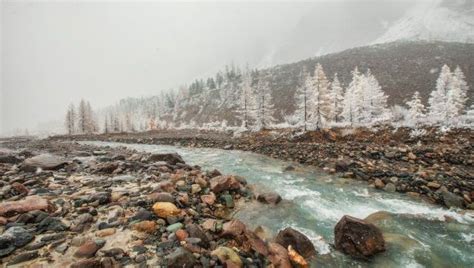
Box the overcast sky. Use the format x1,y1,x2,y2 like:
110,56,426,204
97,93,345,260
1,0,421,135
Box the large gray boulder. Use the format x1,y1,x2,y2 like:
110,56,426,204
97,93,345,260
21,154,67,171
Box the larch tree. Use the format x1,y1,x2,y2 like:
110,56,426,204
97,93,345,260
341,67,364,126
237,70,256,129
78,99,88,133
361,69,390,125
406,91,426,127
307,63,331,129
428,64,451,124
254,76,275,130
453,66,469,99
65,103,76,135
329,73,344,123
85,101,97,133
294,70,311,131
446,66,469,123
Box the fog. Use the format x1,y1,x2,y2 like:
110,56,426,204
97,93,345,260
1,0,422,135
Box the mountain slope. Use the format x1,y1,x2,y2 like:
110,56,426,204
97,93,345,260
186,41,474,125
103,41,474,129
374,0,474,44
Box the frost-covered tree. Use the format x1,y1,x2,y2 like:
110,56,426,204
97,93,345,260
294,70,311,131
406,91,426,127
78,100,88,133
85,101,98,133
446,66,469,123
254,76,275,130
360,69,391,125
307,63,331,129
341,67,364,126
237,71,256,129
428,65,451,124
329,73,344,123
65,103,76,135
428,65,469,126
341,68,390,127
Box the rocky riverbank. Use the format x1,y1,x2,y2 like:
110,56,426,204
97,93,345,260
54,127,474,210
0,138,346,267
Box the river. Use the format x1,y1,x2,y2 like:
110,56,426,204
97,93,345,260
83,141,474,267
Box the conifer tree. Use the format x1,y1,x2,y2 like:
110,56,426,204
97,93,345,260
307,63,331,129
406,91,426,127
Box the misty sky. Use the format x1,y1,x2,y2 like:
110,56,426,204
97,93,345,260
1,0,422,135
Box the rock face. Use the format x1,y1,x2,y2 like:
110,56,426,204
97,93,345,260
274,227,316,259
334,215,385,259
209,176,242,193
21,154,67,171
0,196,55,217
149,153,185,165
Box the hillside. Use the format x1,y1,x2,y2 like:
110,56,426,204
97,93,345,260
102,40,474,128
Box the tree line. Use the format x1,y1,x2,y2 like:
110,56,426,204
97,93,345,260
65,99,98,135
65,63,472,135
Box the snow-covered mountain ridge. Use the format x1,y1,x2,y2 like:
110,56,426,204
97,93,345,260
374,0,474,44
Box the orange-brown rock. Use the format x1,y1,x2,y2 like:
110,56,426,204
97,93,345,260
288,245,309,268
152,202,181,218
133,220,156,233
176,229,189,241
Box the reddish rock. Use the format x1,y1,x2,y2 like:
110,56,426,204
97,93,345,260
244,230,268,256
221,219,246,238
209,176,241,193
74,240,105,258
334,215,385,259
275,227,316,259
176,229,189,241
0,196,55,217
268,242,292,268
374,179,385,189
201,193,216,205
